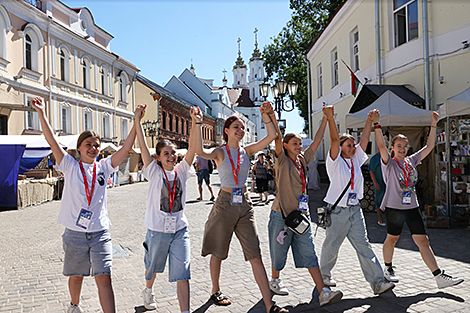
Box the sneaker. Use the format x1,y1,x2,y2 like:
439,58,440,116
210,196,215,201
319,288,343,306
374,281,395,295
384,266,399,283
378,221,387,227
142,288,157,310
435,271,464,289
269,278,289,295
322,276,337,287
67,303,84,313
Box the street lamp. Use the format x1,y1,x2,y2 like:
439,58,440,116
259,80,298,134
142,120,159,148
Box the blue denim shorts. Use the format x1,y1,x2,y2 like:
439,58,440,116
268,210,319,271
143,227,191,282
197,169,210,185
62,228,112,276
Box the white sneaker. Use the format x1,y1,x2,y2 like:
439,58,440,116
435,271,464,289
374,281,395,295
269,278,289,295
67,303,84,313
142,288,157,310
384,266,399,283
319,288,343,306
322,276,337,287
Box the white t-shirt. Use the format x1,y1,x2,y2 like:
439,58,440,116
142,158,194,232
56,153,118,232
324,145,368,207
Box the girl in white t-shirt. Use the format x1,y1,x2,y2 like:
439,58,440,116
135,104,196,313
31,97,139,313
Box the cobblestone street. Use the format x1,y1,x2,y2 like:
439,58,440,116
1,170,469,312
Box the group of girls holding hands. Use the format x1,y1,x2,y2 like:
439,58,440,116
32,94,463,313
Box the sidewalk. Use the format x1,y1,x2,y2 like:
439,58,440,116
0,170,468,312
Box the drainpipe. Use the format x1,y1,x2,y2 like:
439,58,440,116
423,0,431,110
302,55,312,138
47,17,53,128
375,0,382,84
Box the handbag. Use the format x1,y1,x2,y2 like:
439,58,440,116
317,181,351,228
267,169,274,181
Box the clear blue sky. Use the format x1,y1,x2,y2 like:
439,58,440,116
66,0,305,134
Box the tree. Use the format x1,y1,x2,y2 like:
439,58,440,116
263,0,344,133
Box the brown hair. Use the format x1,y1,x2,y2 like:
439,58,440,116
223,115,245,142
282,133,302,155
390,134,409,158
339,133,355,147
155,139,177,167
77,130,101,153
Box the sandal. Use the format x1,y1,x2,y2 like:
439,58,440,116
269,305,289,313
210,291,231,306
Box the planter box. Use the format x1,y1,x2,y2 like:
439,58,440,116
424,215,450,229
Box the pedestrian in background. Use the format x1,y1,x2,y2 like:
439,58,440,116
193,102,288,313
135,104,197,313
369,151,387,226
31,97,138,313
252,152,272,204
267,105,343,307
371,110,464,289
320,109,395,296
195,155,215,201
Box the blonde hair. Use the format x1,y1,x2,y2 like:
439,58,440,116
339,133,355,146
390,134,409,158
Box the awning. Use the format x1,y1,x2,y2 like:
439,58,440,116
0,103,35,112
438,87,470,120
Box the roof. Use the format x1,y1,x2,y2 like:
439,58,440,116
349,85,425,114
137,74,215,120
227,88,255,108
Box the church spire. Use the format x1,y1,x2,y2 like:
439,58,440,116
250,28,262,61
233,37,246,69
189,59,196,75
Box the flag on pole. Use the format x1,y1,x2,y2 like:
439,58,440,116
341,59,362,97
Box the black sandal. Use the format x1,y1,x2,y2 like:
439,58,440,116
210,291,231,306
269,305,289,313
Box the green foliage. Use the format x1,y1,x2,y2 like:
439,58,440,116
263,0,344,132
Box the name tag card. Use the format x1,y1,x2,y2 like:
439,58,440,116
76,208,93,230
164,215,177,233
402,191,412,205
231,188,243,205
298,195,309,213
347,193,357,206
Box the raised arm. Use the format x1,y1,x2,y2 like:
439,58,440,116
327,106,341,161
359,110,373,152
418,111,439,161
30,97,66,165
245,102,278,157
370,109,390,164
184,108,198,166
267,104,283,158
307,105,330,155
111,115,137,168
134,104,153,168
190,106,223,164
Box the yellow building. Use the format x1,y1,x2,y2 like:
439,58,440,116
306,0,470,157
0,0,139,144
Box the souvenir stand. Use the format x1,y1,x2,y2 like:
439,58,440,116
436,87,470,228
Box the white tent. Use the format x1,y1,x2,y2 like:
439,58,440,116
345,90,433,129
437,87,470,120
0,134,79,159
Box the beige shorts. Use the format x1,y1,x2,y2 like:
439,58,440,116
201,189,261,261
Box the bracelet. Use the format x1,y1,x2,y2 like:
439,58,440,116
196,122,202,125
264,120,272,124
374,124,382,129
431,125,437,128
269,113,275,116
373,122,379,126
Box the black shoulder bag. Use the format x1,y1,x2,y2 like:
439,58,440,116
316,180,351,229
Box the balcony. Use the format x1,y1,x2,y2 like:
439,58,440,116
23,0,43,12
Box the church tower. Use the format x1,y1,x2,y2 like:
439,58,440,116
232,38,248,88
248,28,265,103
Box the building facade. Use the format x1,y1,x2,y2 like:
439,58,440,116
306,0,470,158
0,0,138,144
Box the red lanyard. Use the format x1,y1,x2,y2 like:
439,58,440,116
79,161,97,207
226,145,240,186
288,155,306,194
393,157,410,188
341,157,354,190
162,169,178,213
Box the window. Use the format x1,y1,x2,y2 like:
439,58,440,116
0,6,13,62
102,114,110,138
60,50,66,81
175,116,179,133
186,120,189,135
25,34,32,70
350,28,359,72
100,68,106,95
84,110,92,131
317,63,323,98
121,118,128,140
81,59,90,89
169,114,173,132
162,111,167,130
118,73,128,103
331,48,338,88
26,95,40,131
394,0,418,47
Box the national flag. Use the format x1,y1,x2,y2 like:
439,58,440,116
341,59,362,97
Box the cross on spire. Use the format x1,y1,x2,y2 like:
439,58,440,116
237,37,241,56
254,28,258,48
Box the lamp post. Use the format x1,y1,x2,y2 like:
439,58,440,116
259,80,298,134
142,120,159,148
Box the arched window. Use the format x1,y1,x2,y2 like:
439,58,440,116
25,34,32,70
60,50,65,81
81,59,90,89
0,5,13,62
100,68,105,95
118,72,128,102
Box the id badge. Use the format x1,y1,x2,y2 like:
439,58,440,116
402,191,412,205
231,188,243,205
298,195,309,213
347,193,357,206
76,208,93,230
164,215,177,233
